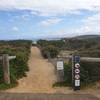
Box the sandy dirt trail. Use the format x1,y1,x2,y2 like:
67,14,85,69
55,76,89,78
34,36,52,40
6,47,58,93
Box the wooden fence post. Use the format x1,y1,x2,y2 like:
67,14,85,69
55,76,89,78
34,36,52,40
2,54,10,84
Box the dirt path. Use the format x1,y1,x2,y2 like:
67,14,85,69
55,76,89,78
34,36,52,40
4,47,100,98
5,46,73,93
6,47,58,93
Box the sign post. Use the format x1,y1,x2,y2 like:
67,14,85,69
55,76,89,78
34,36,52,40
57,60,64,82
2,54,10,84
72,55,80,90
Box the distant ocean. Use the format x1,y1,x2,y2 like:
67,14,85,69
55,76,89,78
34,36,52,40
32,37,63,42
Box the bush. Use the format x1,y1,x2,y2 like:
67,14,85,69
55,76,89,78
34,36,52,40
41,45,59,58
80,61,100,82
64,63,72,86
0,40,32,89
0,64,4,83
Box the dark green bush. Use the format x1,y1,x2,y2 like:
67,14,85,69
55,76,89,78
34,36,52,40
0,64,4,83
0,40,32,89
64,63,72,86
41,45,59,58
80,61,100,82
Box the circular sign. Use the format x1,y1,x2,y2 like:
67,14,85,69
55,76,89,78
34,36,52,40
75,69,80,74
75,74,80,80
75,63,80,68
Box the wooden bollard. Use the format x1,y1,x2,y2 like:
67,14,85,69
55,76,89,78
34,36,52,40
2,54,10,84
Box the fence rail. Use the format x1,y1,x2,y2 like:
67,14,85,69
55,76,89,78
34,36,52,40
81,57,100,62
57,56,100,62
0,56,16,60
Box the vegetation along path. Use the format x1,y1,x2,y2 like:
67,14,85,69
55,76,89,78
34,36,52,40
5,46,57,93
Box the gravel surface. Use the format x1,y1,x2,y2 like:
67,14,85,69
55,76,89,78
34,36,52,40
0,93,99,100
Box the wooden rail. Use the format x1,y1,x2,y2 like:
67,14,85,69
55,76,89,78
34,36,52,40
0,56,16,60
81,57,100,62
57,56,100,62
0,54,16,84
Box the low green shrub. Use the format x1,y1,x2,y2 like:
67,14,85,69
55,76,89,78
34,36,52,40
41,45,59,58
0,83,17,90
0,40,32,89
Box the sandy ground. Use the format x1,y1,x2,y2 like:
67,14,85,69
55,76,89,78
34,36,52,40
5,47,56,93
4,47,100,98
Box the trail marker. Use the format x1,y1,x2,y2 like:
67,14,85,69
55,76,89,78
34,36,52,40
72,55,80,91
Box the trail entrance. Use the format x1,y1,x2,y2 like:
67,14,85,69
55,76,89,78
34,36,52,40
5,47,57,93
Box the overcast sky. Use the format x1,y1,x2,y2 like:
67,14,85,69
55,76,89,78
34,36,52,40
0,0,100,40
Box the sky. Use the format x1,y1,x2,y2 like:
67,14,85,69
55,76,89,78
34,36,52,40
0,0,100,40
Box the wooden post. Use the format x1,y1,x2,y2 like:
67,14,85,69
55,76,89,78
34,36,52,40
2,54,10,84
56,59,64,82
47,52,51,62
